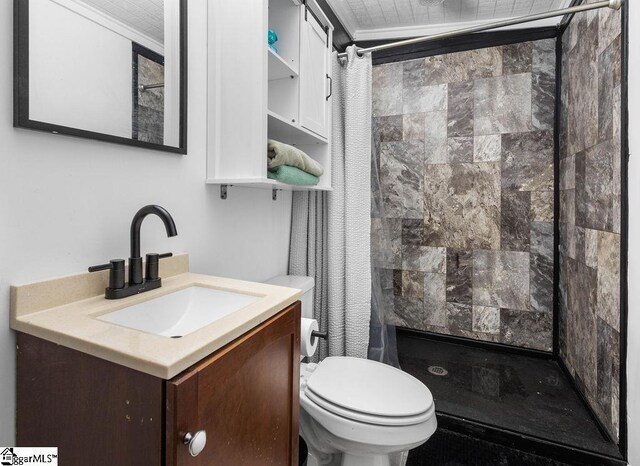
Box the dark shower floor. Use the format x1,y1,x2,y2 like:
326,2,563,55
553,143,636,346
397,333,623,463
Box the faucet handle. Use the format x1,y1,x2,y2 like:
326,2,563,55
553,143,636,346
89,259,125,290
145,252,173,281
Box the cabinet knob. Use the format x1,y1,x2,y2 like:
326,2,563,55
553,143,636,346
183,430,207,457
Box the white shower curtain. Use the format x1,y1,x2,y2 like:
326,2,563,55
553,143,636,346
289,46,372,360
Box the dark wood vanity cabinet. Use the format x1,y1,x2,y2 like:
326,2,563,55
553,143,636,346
17,302,301,466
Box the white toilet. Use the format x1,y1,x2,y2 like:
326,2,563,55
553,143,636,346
265,275,437,466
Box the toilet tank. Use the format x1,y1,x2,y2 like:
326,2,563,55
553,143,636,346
264,275,314,319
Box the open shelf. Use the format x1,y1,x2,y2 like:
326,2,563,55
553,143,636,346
268,48,298,80
267,110,328,146
205,177,332,192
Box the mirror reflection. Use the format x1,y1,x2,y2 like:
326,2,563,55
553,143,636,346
27,0,182,149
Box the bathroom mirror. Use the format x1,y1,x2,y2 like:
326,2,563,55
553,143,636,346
14,0,187,154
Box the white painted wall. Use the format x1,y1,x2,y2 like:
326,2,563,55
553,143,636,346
0,0,292,445
29,0,133,138
627,1,639,464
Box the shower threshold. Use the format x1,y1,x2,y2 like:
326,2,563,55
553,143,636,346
397,330,625,466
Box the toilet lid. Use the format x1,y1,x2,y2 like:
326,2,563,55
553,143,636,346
305,357,433,423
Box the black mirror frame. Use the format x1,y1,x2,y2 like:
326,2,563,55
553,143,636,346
13,0,188,155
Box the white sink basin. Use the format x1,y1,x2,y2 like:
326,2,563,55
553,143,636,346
97,286,260,337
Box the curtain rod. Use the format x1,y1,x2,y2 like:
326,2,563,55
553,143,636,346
337,0,623,59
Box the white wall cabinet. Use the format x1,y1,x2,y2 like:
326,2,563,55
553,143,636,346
207,0,333,192
300,13,330,139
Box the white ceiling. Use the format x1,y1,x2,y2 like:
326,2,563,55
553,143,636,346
326,0,573,40
79,0,165,44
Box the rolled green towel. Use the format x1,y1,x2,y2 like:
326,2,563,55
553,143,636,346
268,139,324,177
268,165,320,186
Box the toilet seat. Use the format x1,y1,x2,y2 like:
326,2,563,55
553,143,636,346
303,357,434,427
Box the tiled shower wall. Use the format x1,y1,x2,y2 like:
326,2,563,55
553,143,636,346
559,3,622,441
372,39,556,351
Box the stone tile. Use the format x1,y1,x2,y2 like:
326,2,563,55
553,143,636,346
424,48,502,85
423,54,467,86
559,155,575,190
446,249,473,305
531,39,557,131
532,70,556,131
530,253,553,314
501,190,531,252
393,269,403,296
611,377,620,441
532,39,556,76
474,135,501,163
474,74,533,135
448,81,474,137
597,7,622,56
403,84,448,114
403,58,427,88
559,222,577,261
136,106,164,144
500,309,552,351
373,85,403,117
472,305,500,334
402,218,425,246
447,303,472,336
373,62,403,89
393,295,424,329
584,228,599,268
425,111,448,139
559,47,570,158
447,137,473,164
560,189,575,225
376,268,396,323
138,56,165,111
565,11,586,54
596,317,614,406
613,85,622,140
575,140,617,231
567,21,599,155
424,139,448,165
597,231,621,331
565,257,598,397
502,42,532,75
501,131,554,192
473,250,530,311
424,273,447,327
403,245,446,273
380,141,424,218
531,191,554,222
598,39,614,142
371,217,402,269
424,111,448,164
402,270,425,299
424,163,501,250
530,222,554,259
403,113,425,140
575,225,586,262
374,115,403,142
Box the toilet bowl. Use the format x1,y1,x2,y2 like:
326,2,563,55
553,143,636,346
299,357,436,466
265,275,437,466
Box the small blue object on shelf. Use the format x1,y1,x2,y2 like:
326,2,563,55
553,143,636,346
268,29,279,54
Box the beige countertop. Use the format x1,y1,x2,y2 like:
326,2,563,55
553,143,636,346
10,255,302,379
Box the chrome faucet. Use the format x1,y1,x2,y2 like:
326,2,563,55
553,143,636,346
89,205,178,299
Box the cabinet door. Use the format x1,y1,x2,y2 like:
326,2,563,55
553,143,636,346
166,303,301,466
299,13,329,138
